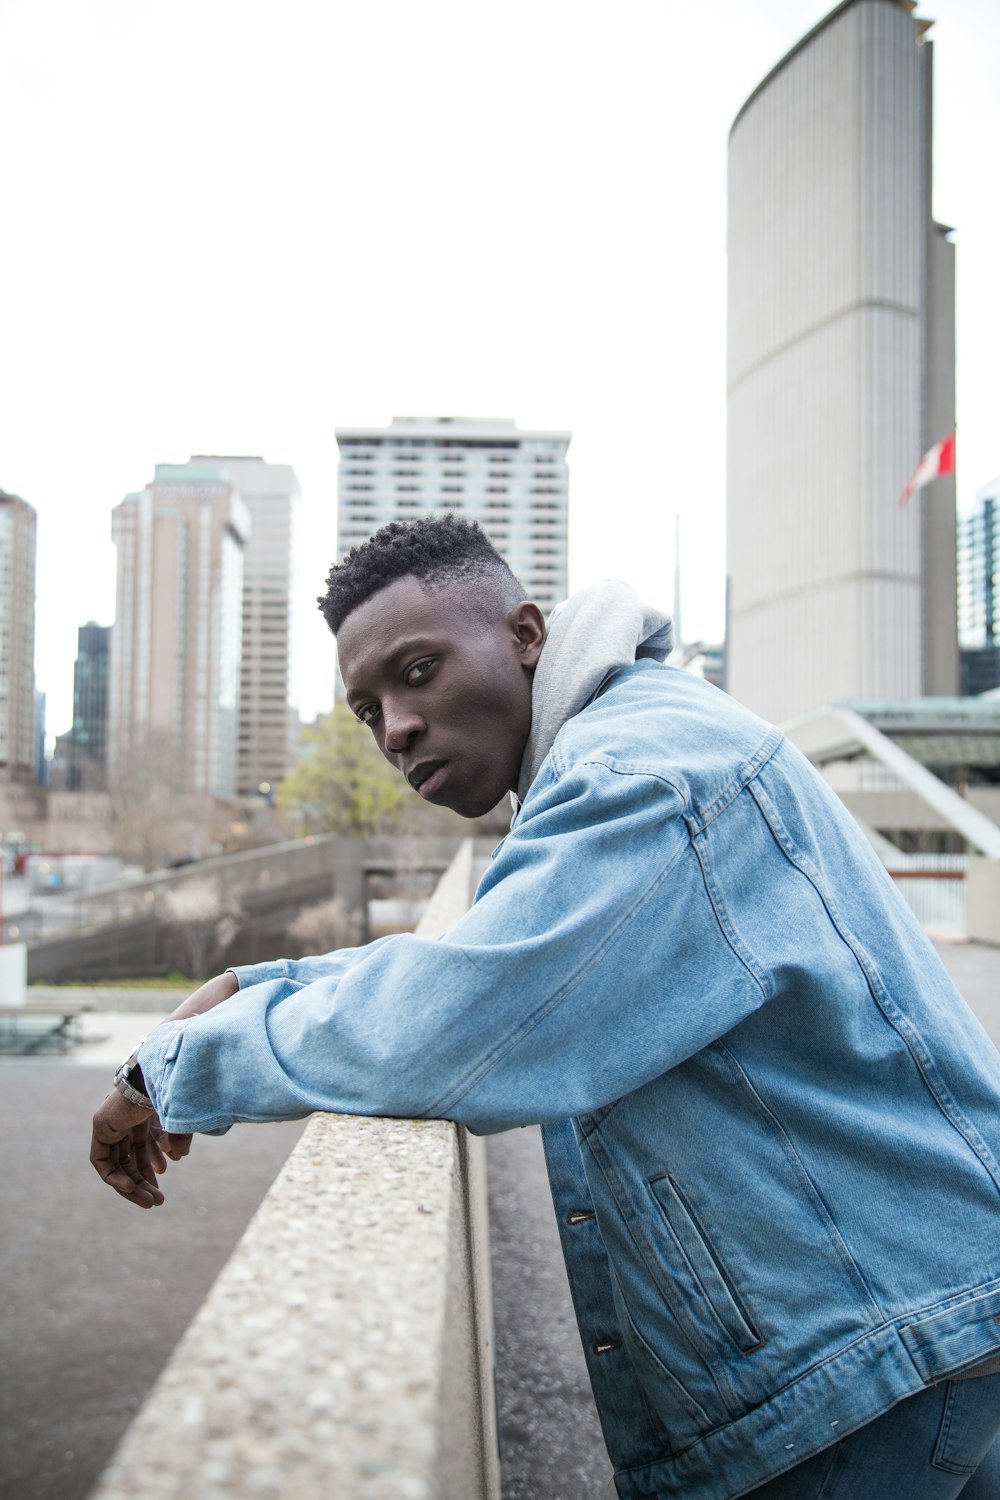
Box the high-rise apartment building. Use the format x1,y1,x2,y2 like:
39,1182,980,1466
958,480,1000,696
0,489,38,782
727,0,957,724
109,464,249,798
336,417,570,615
188,457,301,797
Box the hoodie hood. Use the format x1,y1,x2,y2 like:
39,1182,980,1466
515,580,674,806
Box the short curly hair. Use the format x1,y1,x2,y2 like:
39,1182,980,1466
319,513,526,633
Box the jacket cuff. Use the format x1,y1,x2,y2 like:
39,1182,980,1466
227,961,291,990
136,1018,189,1121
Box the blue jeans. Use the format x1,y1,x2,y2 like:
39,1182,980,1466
744,1375,1000,1498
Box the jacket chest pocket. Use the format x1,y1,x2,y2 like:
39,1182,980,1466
647,1173,764,1356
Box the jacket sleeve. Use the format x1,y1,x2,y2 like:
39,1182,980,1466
139,758,766,1135
227,936,397,991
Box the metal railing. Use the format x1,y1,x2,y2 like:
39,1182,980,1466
887,854,967,939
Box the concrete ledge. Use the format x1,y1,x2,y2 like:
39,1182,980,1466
89,839,500,1500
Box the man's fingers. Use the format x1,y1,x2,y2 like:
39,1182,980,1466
140,1126,168,1177
90,1090,170,1206
91,1093,176,1206
90,1133,164,1209
148,1118,192,1162
147,1138,168,1174
115,1130,162,1200
113,1167,163,1208
163,1132,193,1160
132,1134,163,1189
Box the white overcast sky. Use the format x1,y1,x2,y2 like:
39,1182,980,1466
2,0,997,739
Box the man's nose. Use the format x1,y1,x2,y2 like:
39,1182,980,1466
382,703,424,755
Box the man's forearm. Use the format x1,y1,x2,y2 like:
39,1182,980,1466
164,970,240,1023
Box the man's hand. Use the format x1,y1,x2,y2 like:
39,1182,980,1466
90,971,237,1207
90,1091,166,1209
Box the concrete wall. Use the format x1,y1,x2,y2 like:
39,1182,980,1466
88,839,501,1500
967,858,1000,946
0,941,26,1004
836,785,1000,835
23,834,460,980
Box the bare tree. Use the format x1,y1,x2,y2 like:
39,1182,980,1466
109,728,220,873
160,877,244,979
287,896,364,958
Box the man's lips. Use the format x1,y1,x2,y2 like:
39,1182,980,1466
407,759,448,798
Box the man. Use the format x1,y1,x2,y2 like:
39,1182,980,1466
92,515,1000,1499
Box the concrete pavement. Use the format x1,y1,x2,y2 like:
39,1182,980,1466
488,1126,615,1499
0,1042,306,1500
929,939,1000,1047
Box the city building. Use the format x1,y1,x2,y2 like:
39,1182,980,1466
726,0,957,725
49,729,74,793
0,489,38,782
109,464,249,798
335,417,570,617
958,478,1000,696
65,622,111,789
187,457,301,798
35,691,48,785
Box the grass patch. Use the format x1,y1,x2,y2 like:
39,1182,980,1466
29,974,195,990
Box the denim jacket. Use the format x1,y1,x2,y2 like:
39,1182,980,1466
139,661,1000,1499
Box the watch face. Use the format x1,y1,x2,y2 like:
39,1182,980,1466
116,1053,144,1094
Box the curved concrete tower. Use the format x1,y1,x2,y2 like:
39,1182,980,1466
726,0,956,724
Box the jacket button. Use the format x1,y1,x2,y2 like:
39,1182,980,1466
593,1339,623,1355
566,1210,596,1224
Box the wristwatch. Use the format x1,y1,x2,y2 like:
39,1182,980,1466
114,1047,153,1110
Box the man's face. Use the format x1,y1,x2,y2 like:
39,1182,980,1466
337,575,545,818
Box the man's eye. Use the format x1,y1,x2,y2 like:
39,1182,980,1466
405,658,436,685
356,704,380,726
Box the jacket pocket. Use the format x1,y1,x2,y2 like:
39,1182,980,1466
647,1172,764,1356
607,1262,717,1450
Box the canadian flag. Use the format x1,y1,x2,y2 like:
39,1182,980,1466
900,432,956,504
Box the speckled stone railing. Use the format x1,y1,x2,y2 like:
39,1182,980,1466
89,839,501,1500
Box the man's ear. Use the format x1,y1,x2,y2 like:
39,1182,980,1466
509,601,546,669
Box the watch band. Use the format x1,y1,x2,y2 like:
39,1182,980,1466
114,1050,153,1110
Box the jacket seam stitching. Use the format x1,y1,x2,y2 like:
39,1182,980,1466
553,750,689,801
687,728,784,834
713,1040,885,1318
746,776,1000,1193
611,1280,1000,1486
690,815,772,999
604,1258,717,1438
583,1131,740,1418
429,793,689,1116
